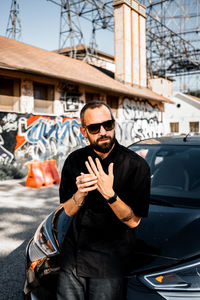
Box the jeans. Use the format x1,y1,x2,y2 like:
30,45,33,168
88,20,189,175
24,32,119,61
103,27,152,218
57,267,126,300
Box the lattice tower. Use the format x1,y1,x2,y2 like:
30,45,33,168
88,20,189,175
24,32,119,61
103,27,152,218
140,0,200,91
6,0,22,40
47,0,200,91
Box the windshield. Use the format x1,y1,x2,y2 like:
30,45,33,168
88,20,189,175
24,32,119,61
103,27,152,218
129,144,200,207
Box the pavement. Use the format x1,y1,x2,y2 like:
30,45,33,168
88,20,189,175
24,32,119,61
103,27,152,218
0,178,60,300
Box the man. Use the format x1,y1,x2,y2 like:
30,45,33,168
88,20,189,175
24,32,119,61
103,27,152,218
57,101,150,300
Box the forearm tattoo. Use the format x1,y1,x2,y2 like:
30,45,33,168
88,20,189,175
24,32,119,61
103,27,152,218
120,211,134,223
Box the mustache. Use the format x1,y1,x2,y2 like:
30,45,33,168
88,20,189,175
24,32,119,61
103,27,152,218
97,136,111,142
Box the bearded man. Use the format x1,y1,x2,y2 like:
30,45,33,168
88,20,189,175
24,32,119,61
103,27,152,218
57,101,150,300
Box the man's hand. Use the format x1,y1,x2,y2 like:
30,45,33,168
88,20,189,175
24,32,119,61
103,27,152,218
85,156,114,199
63,172,97,216
85,156,141,229
75,172,98,201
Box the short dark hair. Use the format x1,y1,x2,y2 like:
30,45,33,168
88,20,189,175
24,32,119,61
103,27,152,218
80,101,114,126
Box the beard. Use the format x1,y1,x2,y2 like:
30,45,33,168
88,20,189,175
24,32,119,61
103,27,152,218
89,134,116,154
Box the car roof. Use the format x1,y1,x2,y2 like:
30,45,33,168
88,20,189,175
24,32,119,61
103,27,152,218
129,135,200,146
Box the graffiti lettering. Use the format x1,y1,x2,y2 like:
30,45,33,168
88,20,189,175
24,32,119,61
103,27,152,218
0,96,163,165
0,136,14,164
116,98,163,145
15,115,85,161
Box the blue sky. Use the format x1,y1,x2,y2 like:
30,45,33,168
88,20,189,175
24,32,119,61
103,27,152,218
0,0,114,54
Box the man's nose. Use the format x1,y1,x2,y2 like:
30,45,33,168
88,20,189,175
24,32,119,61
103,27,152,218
99,125,106,135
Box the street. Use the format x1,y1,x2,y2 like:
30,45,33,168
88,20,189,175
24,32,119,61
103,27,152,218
0,179,59,300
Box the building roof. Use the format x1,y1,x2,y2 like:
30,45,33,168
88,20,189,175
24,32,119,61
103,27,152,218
0,36,171,103
174,92,200,104
53,44,115,61
188,94,200,103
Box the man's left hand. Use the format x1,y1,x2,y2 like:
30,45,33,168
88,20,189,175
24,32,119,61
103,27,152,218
85,156,114,200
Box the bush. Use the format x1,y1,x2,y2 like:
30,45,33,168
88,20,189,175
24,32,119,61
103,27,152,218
0,162,28,181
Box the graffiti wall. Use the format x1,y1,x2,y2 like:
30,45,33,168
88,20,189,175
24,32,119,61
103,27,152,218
0,112,84,165
0,98,163,165
116,98,163,146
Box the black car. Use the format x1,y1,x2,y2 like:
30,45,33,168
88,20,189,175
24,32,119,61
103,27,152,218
24,135,200,300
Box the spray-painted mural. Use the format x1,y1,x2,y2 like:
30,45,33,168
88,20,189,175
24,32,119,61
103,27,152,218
0,112,84,165
116,98,163,145
0,98,163,165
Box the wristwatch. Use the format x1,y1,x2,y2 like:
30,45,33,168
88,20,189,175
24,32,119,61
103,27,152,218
106,192,117,204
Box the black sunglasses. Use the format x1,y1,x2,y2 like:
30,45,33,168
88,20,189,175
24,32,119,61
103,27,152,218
84,119,115,134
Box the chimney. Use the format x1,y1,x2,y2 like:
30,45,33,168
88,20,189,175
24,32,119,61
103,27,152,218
113,0,147,87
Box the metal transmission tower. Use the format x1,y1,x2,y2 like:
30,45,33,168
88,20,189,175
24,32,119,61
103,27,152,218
6,0,22,40
47,0,200,91
47,0,114,57
140,0,200,90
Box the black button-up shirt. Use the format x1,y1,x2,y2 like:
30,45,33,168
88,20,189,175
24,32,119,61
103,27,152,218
59,140,150,277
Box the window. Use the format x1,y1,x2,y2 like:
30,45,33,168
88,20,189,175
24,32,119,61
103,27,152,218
0,77,20,112
33,83,54,100
190,122,199,133
170,122,179,133
85,92,101,103
129,143,200,202
0,78,14,96
33,82,54,114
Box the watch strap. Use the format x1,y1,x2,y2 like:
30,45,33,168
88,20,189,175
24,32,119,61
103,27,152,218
107,192,117,204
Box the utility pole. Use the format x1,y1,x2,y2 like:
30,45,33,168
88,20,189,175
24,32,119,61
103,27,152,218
6,0,22,40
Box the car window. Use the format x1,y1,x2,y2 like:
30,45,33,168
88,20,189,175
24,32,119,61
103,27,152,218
129,144,200,206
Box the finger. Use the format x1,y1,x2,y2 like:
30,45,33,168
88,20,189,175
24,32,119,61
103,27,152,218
108,163,114,176
88,156,99,176
95,158,104,174
79,184,97,193
76,174,97,183
77,179,97,189
85,161,94,175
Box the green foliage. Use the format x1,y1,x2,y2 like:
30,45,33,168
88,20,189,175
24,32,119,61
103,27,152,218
0,162,28,181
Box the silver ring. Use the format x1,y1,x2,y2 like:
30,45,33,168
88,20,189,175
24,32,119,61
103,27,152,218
79,179,82,184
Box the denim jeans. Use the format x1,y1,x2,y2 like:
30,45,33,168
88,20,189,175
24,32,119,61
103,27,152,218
57,267,126,300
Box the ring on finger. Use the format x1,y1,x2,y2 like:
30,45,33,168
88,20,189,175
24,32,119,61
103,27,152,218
79,179,82,184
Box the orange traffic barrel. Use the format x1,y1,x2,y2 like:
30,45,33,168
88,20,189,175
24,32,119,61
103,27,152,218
25,161,44,188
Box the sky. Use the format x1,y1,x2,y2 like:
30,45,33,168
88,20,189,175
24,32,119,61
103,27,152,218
0,0,114,54
0,0,199,92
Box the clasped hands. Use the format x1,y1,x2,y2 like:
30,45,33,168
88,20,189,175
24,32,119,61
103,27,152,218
76,156,114,200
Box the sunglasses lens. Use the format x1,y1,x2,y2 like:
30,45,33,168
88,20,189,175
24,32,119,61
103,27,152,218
103,120,115,131
87,124,100,134
86,119,115,134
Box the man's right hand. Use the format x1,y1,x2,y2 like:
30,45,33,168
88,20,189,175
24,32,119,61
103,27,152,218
76,173,98,200
63,173,97,216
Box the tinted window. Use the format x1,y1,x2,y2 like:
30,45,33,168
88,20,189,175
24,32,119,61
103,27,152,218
129,144,200,206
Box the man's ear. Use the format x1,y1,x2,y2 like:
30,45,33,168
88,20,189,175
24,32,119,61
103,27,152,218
80,126,88,139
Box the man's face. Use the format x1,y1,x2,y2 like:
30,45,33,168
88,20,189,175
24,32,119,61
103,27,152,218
81,105,116,154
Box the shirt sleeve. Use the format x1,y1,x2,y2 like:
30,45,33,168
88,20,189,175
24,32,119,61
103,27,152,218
127,157,151,218
59,154,77,204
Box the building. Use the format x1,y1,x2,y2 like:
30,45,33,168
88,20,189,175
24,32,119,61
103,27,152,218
0,32,170,165
55,45,116,77
163,92,200,136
